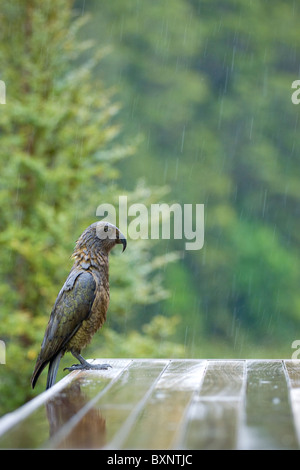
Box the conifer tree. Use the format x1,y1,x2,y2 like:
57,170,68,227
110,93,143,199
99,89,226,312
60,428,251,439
0,0,177,412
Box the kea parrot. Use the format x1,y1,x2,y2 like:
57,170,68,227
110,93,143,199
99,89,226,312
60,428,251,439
31,221,126,390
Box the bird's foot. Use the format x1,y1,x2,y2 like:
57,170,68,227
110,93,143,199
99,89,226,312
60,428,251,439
64,362,112,372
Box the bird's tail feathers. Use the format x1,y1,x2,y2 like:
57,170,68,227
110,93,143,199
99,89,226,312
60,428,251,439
46,352,63,389
31,358,47,389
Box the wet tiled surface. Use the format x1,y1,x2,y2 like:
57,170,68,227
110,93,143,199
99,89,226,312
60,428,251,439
0,359,300,449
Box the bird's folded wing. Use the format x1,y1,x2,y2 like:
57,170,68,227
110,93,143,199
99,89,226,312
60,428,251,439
38,269,96,362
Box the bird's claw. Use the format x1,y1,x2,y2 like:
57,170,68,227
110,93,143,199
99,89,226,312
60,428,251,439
64,363,83,371
64,362,112,372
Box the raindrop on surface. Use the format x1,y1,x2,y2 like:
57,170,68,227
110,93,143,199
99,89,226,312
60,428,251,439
272,397,280,405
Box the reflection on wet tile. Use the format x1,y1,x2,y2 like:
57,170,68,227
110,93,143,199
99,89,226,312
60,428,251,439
47,380,107,449
0,360,130,449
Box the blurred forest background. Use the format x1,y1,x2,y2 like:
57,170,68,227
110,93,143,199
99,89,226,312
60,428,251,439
1,0,300,414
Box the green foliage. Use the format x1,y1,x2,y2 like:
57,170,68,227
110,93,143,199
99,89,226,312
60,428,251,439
0,1,176,414
91,315,185,359
84,0,300,355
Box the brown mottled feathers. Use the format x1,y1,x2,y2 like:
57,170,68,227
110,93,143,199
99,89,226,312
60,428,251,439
31,221,126,389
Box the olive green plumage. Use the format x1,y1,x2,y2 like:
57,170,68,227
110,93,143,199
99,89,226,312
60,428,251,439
31,221,126,390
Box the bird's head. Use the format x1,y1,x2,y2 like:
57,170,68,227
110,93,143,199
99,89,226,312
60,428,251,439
95,221,127,253
74,221,127,260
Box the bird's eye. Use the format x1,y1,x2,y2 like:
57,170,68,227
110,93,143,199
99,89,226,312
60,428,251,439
104,225,109,232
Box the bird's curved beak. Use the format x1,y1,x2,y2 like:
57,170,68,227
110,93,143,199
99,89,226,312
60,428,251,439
116,230,127,252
